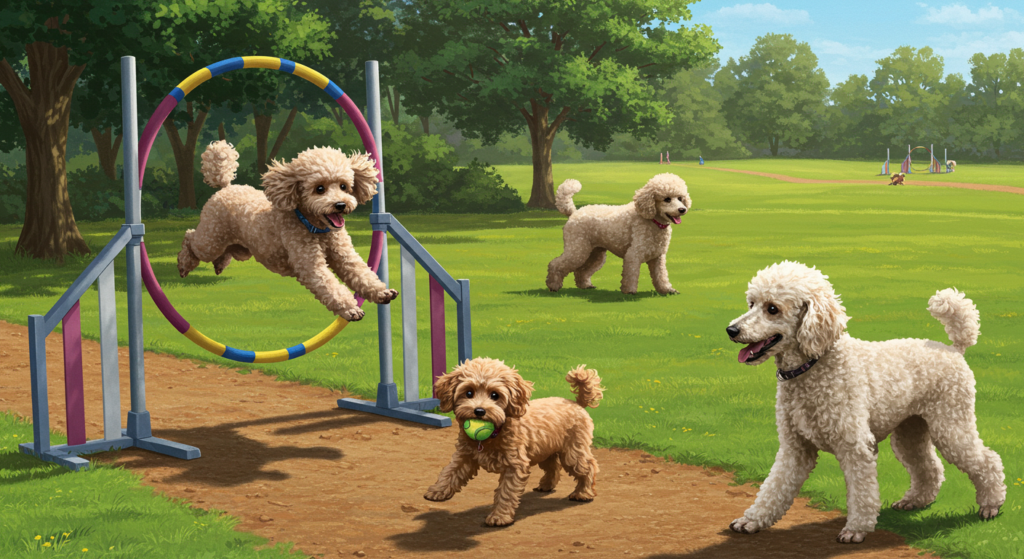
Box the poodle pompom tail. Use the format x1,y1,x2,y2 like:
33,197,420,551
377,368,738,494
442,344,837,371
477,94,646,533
555,179,583,217
928,288,980,353
565,365,604,408
201,140,240,189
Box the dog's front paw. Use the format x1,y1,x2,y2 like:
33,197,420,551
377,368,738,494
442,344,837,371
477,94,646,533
836,529,866,544
729,517,762,534
892,498,930,511
979,505,1001,520
659,288,680,295
567,490,595,502
373,288,399,304
341,307,365,322
423,488,454,502
485,512,515,527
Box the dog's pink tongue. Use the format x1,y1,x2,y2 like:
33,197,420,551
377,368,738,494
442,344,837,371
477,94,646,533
671,215,682,224
326,213,345,228
738,340,767,363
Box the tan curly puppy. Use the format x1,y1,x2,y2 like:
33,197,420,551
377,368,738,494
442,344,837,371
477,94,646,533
425,358,604,527
177,141,397,321
546,173,691,295
726,261,1005,544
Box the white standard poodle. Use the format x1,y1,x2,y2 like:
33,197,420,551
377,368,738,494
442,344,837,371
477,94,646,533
546,173,691,295
726,261,1005,544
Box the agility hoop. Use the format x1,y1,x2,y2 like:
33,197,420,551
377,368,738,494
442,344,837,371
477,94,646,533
137,56,385,363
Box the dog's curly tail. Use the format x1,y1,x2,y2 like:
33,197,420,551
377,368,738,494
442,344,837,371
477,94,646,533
200,140,240,189
566,365,604,408
928,288,980,354
555,179,583,217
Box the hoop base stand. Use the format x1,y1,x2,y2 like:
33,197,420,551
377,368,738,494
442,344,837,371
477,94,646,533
337,385,449,427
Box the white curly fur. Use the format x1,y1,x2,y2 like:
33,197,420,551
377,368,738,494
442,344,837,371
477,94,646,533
726,261,1005,544
200,140,240,189
546,173,691,294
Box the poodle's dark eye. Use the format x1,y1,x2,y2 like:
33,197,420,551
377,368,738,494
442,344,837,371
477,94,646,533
490,392,500,401
768,304,779,315
465,390,474,398
677,197,683,202
663,197,671,202
315,185,325,194
748,301,754,309
341,184,348,191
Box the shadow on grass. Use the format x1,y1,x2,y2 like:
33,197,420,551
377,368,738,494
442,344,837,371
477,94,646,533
92,409,387,487
386,491,585,553
510,288,663,303
0,450,72,484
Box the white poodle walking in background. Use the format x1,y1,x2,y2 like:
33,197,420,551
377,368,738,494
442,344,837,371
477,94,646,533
546,173,691,295
726,261,1005,544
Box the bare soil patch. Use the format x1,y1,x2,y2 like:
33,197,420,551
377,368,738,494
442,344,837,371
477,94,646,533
1,320,936,558
682,164,1024,195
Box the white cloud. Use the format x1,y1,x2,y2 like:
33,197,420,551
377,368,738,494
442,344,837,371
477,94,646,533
919,4,1021,26
929,30,1024,76
708,3,812,25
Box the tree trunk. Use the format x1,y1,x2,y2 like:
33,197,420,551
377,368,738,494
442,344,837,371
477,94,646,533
769,134,780,156
0,42,89,261
90,126,122,180
385,87,400,125
254,108,273,175
268,107,298,162
420,115,430,135
162,101,208,209
523,100,571,209
218,121,226,141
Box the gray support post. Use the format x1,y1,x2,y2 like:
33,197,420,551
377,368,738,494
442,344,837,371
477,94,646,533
97,261,122,440
121,55,150,438
400,246,418,401
366,60,397,408
27,314,50,455
456,279,472,364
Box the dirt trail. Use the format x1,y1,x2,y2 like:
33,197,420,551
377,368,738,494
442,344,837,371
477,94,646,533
0,320,937,558
677,164,1024,195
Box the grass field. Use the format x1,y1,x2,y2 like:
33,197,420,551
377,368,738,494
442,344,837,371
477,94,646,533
668,157,1024,187
1,160,1022,558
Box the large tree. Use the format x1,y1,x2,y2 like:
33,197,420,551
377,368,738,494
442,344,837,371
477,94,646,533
0,1,153,260
959,49,1024,158
394,1,719,208
657,60,746,159
868,46,961,149
715,33,829,156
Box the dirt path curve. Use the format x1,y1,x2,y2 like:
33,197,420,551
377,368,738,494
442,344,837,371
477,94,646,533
675,164,1024,195
0,320,936,559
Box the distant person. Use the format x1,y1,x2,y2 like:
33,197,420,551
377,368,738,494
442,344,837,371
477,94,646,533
699,156,704,166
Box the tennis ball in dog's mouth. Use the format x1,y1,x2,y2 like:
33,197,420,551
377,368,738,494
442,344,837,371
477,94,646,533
463,419,495,441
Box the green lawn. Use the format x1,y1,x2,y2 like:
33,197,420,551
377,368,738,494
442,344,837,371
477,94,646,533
2,160,1023,558
659,157,1024,187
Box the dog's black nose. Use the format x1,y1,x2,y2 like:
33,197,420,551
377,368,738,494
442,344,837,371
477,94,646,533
474,408,486,417
726,325,740,338
680,208,687,215
334,202,346,212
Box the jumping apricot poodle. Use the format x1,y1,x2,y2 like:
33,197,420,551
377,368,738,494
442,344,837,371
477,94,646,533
546,173,691,295
177,140,397,322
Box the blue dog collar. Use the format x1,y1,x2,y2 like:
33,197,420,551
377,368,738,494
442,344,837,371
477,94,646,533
295,209,332,234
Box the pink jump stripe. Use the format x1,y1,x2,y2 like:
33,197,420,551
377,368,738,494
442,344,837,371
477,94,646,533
138,95,178,188
62,301,86,446
429,276,446,395
140,242,191,333
336,94,383,182
354,231,385,307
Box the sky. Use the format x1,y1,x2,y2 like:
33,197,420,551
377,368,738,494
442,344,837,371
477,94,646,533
680,1,1024,86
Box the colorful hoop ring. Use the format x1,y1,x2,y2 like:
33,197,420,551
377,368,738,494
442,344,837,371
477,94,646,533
137,56,384,363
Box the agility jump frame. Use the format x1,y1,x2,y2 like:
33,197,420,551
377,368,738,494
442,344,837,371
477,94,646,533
21,57,462,472
899,144,948,174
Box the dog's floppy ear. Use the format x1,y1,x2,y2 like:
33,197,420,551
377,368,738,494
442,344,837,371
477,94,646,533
502,368,534,419
795,286,849,359
633,183,657,220
348,151,379,204
433,367,464,413
262,158,302,211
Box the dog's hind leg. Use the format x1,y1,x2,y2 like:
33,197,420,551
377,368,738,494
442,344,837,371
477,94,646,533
562,432,599,501
925,406,1006,520
212,244,252,275
890,415,945,511
533,454,561,492
573,248,606,289
547,242,593,292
